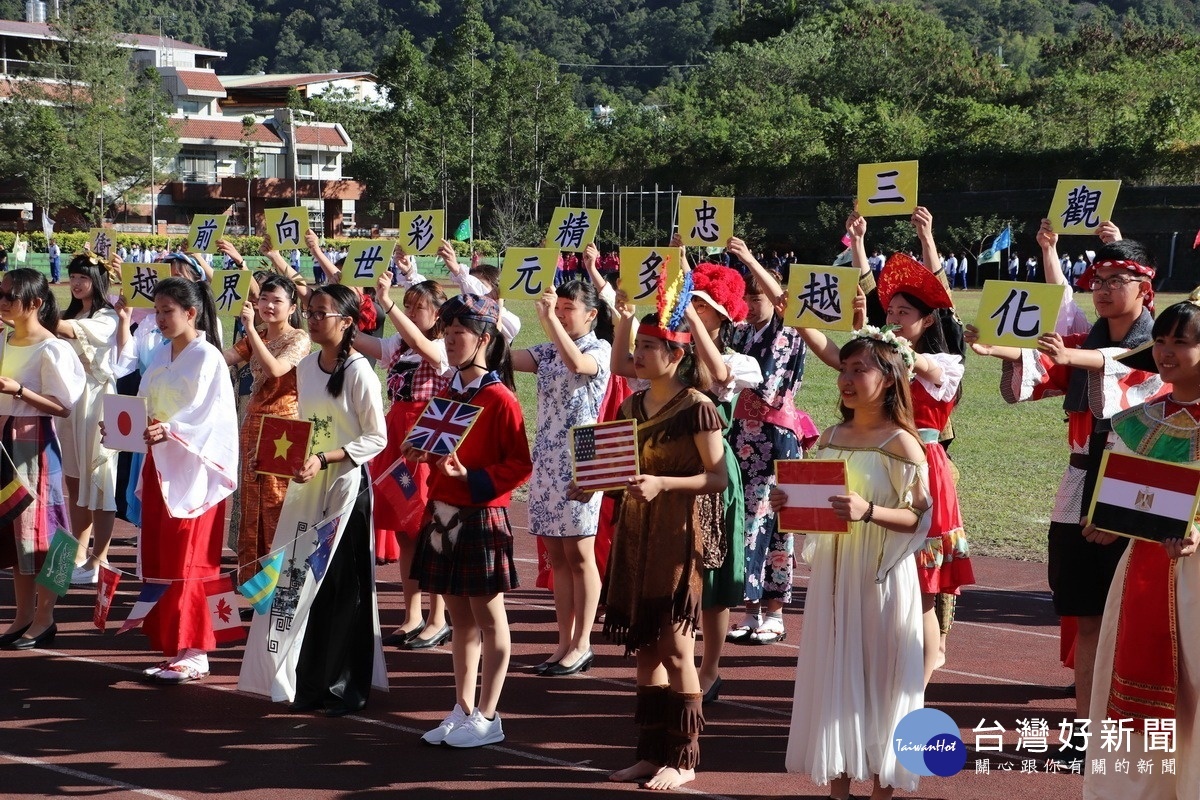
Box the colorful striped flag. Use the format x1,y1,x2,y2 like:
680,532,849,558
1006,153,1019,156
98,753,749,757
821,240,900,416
306,516,341,583
775,459,849,534
237,551,285,615
571,419,639,492
205,574,245,644
0,454,32,530
93,565,121,630
117,581,171,635
1089,451,1200,542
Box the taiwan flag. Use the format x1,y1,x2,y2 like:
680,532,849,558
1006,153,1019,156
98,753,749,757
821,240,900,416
1089,451,1200,543
204,575,246,644
254,415,313,478
775,459,849,535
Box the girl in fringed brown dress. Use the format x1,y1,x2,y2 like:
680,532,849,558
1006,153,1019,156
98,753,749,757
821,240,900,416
574,300,727,791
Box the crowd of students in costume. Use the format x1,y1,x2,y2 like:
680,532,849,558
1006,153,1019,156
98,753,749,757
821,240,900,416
0,207,1194,800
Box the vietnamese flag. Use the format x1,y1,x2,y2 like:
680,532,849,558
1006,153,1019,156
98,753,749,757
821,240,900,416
205,574,246,644
775,459,849,534
254,415,313,478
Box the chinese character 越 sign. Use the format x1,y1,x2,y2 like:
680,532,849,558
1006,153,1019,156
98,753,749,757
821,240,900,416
782,265,859,331
619,246,684,305
341,240,392,287
187,215,228,255
120,263,170,309
973,280,1065,347
676,196,733,247
499,247,556,298
210,270,252,316
396,210,444,256
264,207,309,249
546,207,602,252
856,161,919,217
1048,180,1121,235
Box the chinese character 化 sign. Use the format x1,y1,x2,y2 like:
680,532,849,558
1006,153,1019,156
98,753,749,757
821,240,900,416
973,280,1065,347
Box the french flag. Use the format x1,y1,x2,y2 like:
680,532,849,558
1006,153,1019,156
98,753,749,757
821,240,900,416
775,459,849,535
1091,451,1200,543
117,581,171,635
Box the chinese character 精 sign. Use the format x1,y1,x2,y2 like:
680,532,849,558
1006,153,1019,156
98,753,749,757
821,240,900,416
187,214,228,254
676,196,733,247
209,269,252,316
856,160,919,217
120,263,170,309
341,240,392,287
782,265,859,331
972,280,1065,347
264,207,309,249
618,246,684,305
1048,179,1121,235
499,247,556,298
88,228,115,260
396,210,444,256
546,207,603,252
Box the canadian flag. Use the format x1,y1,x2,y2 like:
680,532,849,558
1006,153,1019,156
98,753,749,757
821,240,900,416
205,574,246,644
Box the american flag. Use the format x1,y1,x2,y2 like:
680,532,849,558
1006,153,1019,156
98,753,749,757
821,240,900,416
404,397,483,456
572,419,639,492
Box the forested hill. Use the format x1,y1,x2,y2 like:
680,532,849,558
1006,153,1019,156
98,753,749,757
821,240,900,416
6,0,1200,100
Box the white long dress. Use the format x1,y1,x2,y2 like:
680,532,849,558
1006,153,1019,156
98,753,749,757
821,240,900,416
786,430,931,792
238,353,388,703
60,308,119,510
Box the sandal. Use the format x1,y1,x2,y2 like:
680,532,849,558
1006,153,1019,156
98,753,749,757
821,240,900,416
154,664,209,684
749,616,787,645
725,614,762,644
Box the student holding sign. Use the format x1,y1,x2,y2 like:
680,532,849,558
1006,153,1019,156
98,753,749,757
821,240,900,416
964,222,1162,731
772,330,931,799
1080,295,1200,800
0,269,85,650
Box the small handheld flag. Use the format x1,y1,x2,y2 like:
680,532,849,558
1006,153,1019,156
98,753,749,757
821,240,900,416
306,516,341,583
117,581,171,634
1088,451,1200,543
237,551,285,615
255,415,313,478
205,574,246,644
775,460,850,535
571,419,639,492
35,528,78,597
93,565,122,630
403,398,483,456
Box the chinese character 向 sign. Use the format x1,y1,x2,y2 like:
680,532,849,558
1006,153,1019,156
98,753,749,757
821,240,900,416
265,207,309,248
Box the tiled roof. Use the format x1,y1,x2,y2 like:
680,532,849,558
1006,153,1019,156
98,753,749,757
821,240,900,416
173,69,225,95
173,117,282,146
0,19,225,56
294,124,349,148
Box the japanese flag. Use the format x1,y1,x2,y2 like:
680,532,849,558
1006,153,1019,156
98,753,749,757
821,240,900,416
205,575,246,644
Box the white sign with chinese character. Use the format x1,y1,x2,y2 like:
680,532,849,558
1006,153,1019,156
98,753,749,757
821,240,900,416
676,196,733,247
499,247,557,299
209,269,253,317
1048,179,1121,235
782,266,859,332
119,263,170,309
973,280,1065,347
264,206,309,249
619,246,684,305
396,210,444,256
545,207,602,252
186,214,228,255
341,240,391,287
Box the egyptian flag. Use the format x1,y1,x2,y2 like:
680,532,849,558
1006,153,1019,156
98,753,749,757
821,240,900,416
93,565,121,630
1090,451,1200,542
205,574,246,644
775,459,849,535
117,581,171,635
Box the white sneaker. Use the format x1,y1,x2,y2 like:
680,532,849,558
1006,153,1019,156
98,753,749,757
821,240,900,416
71,564,98,585
421,705,468,745
443,708,504,748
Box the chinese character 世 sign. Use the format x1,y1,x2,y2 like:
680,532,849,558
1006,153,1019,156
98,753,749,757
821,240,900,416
1048,179,1121,235
856,161,919,217
782,265,859,331
340,240,392,287
972,280,1064,347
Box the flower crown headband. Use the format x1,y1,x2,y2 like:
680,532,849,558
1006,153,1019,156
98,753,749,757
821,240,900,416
851,324,916,379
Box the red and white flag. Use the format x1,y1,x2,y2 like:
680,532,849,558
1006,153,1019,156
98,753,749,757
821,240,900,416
571,419,639,492
205,574,246,644
404,397,483,456
93,565,121,630
775,459,849,534
117,581,171,635
1090,451,1200,542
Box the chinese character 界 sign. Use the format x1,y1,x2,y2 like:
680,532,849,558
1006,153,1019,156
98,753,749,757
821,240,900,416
782,266,860,331
187,214,228,255
341,240,392,287
619,246,684,305
499,248,557,299
209,270,252,316
120,263,170,309
972,280,1065,347
676,196,733,247
264,207,309,249
856,161,919,217
396,210,444,256
546,207,602,252
1048,180,1121,235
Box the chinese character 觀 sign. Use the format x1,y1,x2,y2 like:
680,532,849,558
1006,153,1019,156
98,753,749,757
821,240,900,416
187,214,228,254
341,240,392,287
397,210,444,256
120,263,170,309
499,248,556,298
973,280,1065,347
210,270,252,316
546,207,602,252
619,246,683,305
1048,179,1121,235
782,265,859,331
676,196,733,247
264,207,309,249
856,161,919,217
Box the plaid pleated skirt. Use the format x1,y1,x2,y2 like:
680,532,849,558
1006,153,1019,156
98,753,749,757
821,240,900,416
412,501,519,597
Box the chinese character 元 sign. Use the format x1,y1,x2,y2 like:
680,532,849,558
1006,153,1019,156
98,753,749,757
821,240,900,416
499,247,556,298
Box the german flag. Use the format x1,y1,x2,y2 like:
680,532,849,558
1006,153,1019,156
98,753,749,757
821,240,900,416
0,447,32,529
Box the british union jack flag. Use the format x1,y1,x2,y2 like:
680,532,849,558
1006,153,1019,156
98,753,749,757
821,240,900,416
403,397,483,456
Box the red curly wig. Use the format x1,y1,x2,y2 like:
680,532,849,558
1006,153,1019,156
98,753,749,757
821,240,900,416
690,263,748,323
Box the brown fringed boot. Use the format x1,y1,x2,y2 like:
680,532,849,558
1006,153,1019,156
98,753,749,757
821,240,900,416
610,684,669,783
641,690,703,790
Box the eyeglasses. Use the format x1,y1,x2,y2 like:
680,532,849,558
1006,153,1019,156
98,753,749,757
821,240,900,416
0,290,15,302
303,310,346,321
1090,276,1143,291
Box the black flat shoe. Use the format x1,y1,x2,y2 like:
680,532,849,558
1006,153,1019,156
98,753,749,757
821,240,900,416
7,623,56,650
702,675,722,706
383,622,425,647
0,622,32,647
404,624,451,650
542,649,593,676
533,659,560,675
